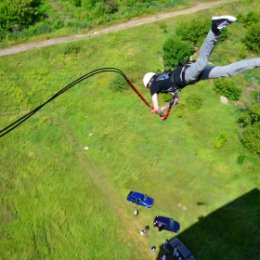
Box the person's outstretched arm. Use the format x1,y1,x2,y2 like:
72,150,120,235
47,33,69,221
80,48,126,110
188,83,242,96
151,93,164,117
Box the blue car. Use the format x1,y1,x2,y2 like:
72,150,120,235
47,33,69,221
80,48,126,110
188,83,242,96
127,191,154,208
168,238,196,260
153,216,180,233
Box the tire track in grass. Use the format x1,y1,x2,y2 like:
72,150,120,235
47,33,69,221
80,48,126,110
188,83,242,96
51,115,151,258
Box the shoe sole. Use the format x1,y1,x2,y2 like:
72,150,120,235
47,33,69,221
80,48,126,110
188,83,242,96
212,15,237,22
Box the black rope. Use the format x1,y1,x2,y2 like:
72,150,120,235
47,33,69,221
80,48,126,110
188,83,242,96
0,67,149,138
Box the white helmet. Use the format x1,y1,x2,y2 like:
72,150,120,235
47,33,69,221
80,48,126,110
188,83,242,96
143,72,155,88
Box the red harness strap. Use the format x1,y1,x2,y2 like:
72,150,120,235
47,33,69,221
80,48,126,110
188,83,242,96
161,100,175,121
124,77,173,121
125,77,152,108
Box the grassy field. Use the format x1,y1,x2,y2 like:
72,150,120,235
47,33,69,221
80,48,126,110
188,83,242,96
0,1,260,260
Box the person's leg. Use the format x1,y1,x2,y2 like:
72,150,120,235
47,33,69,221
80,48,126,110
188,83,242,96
184,16,236,83
199,58,260,80
184,30,219,82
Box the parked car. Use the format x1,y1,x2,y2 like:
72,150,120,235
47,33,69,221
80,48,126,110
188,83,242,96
168,238,196,260
127,191,154,208
153,216,180,233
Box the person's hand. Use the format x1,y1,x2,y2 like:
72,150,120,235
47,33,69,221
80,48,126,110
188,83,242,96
159,112,164,118
160,105,169,111
150,108,157,114
151,108,164,117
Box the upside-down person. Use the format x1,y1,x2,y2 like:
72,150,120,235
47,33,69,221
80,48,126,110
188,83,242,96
143,15,260,118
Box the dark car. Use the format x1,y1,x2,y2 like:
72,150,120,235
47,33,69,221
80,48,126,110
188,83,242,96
127,191,154,208
153,216,180,233
167,238,196,260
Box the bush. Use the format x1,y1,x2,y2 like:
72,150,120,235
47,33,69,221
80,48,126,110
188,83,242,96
71,0,82,7
214,78,241,100
0,0,43,32
238,11,260,27
175,19,228,46
238,103,260,155
214,132,228,149
243,22,260,54
176,19,210,45
241,122,260,154
109,75,128,92
238,103,260,127
186,94,202,110
238,110,252,127
163,36,194,68
104,0,118,14
237,155,246,165
250,91,260,102
64,44,81,55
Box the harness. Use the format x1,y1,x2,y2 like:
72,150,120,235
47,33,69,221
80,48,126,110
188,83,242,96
171,62,198,90
152,70,178,95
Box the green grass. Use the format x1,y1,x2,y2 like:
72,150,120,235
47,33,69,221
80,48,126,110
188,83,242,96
0,1,260,260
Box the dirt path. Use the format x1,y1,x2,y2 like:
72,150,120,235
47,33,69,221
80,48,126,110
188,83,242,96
0,0,237,57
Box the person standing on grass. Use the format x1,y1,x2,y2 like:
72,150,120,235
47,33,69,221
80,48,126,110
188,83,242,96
140,225,149,236
161,254,167,260
151,245,156,254
144,225,150,234
143,15,260,118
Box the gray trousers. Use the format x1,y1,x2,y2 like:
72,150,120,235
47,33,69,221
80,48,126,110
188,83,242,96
184,30,260,83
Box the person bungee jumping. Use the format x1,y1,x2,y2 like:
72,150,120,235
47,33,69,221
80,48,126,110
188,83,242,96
143,15,260,118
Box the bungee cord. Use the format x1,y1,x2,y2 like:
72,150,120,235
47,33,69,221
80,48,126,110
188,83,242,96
0,67,172,138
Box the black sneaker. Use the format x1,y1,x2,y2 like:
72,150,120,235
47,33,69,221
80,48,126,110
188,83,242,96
212,15,236,35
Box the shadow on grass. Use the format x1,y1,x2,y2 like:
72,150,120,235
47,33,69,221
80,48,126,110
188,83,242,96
156,188,260,260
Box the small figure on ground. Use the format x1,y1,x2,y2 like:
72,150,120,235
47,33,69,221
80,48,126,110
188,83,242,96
140,229,145,236
134,209,139,216
151,245,156,254
163,239,172,255
144,225,150,234
173,247,180,258
161,254,167,260
140,225,150,236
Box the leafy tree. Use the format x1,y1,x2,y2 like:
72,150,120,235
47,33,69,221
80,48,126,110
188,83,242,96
0,0,42,31
163,36,194,68
238,11,260,27
214,78,241,100
241,122,260,154
176,19,209,45
104,0,118,14
238,103,260,155
243,22,260,54
91,0,118,17
238,103,260,127
71,0,82,7
176,18,228,46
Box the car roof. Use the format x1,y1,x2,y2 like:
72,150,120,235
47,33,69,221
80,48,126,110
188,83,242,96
130,191,144,198
155,216,171,224
170,238,194,258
